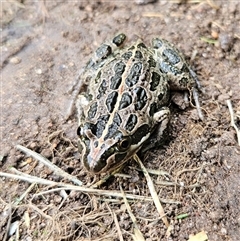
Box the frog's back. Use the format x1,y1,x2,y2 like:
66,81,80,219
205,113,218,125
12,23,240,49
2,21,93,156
83,41,170,137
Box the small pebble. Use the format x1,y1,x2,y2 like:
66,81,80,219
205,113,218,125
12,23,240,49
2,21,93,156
221,227,227,235
9,56,21,64
35,68,42,74
219,33,232,51
211,30,219,39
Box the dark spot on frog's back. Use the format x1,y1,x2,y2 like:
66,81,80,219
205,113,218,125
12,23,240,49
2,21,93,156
113,33,126,47
95,114,110,138
110,76,122,90
129,45,135,51
104,113,122,140
134,87,147,110
150,72,160,91
82,122,95,136
148,56,156,68
97,79,107,99
114,61,126,75
113,112,122,126
125,62,142,87
96,44,112,59
119,92,132,110
96,69,101,80
135,50,143,59
149,103,157,117
88,102,98,119
122,51,132,60
125,114,138,131
106,91,118,113
158,92,165,101
110,61,126,90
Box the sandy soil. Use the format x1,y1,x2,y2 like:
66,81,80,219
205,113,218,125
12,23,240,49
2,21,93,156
1,1,240,240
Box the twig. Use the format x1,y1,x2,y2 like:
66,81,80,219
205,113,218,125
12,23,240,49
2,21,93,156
16,145,82,185
227,100,240,146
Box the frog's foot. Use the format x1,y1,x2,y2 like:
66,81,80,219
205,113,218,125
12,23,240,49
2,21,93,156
141,107,170,153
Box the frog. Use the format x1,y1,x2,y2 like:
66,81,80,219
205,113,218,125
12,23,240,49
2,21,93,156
76,33,202,174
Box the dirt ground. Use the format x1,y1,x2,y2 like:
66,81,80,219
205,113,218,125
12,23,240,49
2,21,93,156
1,1,240,240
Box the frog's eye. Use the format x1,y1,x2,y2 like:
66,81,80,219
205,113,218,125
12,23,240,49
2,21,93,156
117,137,132,152
77,126,81,136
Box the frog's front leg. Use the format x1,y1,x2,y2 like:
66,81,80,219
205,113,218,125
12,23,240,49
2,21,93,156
141,107,170,153
152,38,203,119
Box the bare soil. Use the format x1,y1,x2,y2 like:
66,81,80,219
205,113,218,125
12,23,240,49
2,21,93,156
1,1,240,241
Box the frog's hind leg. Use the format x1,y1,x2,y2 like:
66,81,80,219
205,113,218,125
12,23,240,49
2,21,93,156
152,37,203,120
152,38,195,90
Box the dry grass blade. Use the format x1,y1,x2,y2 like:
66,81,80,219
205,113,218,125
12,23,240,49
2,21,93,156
206,0,219,9
142,12,163,18
179,0,219,9
3,204,12,241
227,100,240,146
120,186,145,241
0,171,162,202
12,182,35,206
16,144,82,185
134,154,169,228
8,0,25,8
1,170,58,186
140,168,172,177
35,186,154,201
113,212,124,241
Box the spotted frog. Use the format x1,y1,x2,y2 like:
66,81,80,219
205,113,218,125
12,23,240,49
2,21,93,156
76,33,201,174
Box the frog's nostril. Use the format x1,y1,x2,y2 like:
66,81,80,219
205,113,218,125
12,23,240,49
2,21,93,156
94,141,98,148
